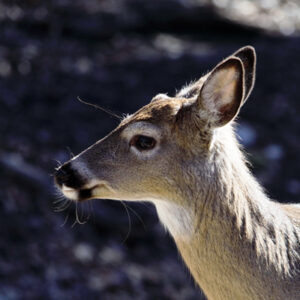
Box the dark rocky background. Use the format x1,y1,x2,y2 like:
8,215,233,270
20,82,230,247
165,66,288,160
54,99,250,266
0,1,300,299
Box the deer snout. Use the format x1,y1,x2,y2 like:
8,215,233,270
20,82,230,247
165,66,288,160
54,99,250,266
54,162,91,201
54,163,85,189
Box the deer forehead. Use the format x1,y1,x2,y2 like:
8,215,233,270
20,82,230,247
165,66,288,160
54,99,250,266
119,98,183,138
130,97,183,122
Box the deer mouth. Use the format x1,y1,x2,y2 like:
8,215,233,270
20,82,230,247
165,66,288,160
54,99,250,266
60,183,112,202
60,185,94,202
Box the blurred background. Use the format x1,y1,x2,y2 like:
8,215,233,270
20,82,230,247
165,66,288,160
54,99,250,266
0,0,300,299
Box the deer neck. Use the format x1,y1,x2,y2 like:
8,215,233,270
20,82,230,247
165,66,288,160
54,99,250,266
153,127,300,300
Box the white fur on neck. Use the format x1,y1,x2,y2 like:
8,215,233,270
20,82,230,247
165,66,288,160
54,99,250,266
153,200,194,241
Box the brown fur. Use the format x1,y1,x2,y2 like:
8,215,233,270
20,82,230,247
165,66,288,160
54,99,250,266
56,46,300,299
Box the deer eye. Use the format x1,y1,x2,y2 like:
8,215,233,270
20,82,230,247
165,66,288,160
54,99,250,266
130,135,156,151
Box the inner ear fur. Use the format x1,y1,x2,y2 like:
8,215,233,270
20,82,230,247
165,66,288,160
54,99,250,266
233,46,256,103
198,57,245,127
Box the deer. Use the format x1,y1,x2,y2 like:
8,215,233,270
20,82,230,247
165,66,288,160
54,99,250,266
54,46,300,300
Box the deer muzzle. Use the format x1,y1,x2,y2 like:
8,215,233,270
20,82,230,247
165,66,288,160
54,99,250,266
54,162,92,201
54,159,114,201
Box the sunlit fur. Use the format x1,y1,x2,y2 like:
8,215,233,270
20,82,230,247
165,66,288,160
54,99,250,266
59,47,300,299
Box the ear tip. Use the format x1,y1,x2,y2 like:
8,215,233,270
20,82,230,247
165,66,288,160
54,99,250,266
234,45,256,61
232,46,256,104
240,45,256,52
242,45,256,57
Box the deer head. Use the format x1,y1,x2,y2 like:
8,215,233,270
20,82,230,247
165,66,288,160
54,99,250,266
54,46,256,227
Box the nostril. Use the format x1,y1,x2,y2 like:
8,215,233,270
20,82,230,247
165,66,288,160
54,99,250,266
54,163,85,189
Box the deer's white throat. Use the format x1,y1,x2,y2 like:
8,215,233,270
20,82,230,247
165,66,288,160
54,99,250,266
153,200,194,241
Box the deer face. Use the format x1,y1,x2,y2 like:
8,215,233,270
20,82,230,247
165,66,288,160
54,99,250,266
54,46,256,206
54,97,191,203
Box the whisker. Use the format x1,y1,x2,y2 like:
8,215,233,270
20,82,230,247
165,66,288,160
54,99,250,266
73,201,87,226
126,204,147,231
66,146,75,159
80,201,90,222
54,200,72,212
85,201,91,220
60,209,70,227
120,201,132,243
90,199,96,222
53,197,67,204
53,159,63,171
77,96,122,120
53,200,67,211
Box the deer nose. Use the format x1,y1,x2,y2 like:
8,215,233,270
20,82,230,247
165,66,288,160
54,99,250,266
54,163,85,189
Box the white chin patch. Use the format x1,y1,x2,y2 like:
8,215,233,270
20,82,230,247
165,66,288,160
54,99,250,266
62,185,79,201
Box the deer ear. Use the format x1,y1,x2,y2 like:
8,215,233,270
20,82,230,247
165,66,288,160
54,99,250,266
198,57,245,127
233,46,256,103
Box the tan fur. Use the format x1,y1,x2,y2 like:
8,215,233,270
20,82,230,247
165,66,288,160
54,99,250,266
57,47,300,299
